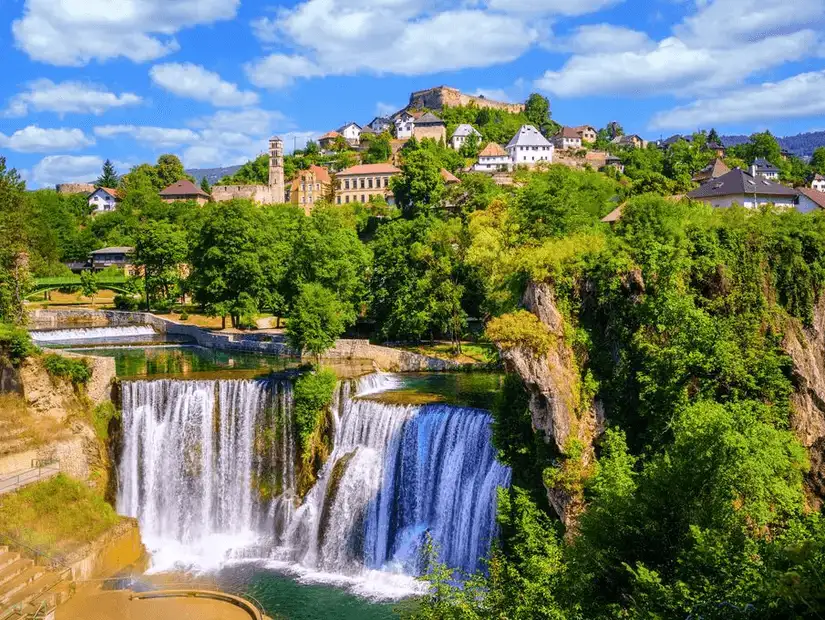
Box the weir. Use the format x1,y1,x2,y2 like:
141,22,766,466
116,374,510,584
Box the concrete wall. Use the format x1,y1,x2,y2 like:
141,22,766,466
29,310,459,372
64,519,145,581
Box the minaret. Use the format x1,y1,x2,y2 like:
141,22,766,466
268,136,285,203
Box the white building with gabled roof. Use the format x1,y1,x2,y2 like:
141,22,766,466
450,124,482,150
506,125,554,166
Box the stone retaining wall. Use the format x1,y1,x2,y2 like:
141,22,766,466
28,310,459,372
64,518,145,581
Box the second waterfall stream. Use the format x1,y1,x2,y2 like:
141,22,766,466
117,373,511,597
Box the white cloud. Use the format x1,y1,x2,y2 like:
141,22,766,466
13,0,240,66
651,70,825,129
472,88,514,103
0,126,94,153
248,2,539,86
536,31,815,97
375,102,399,117
32,155,103,187
149,63,259,107
4,79,142,117
94,125,201,148
562,24,653,54
189,109,290,135
487,0,622,15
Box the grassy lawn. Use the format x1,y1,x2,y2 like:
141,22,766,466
396,341,498,365
0,474,121,556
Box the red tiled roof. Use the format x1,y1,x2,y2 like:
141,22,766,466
478,143,507,157
440,168,460,183
319,131,342,140
338,163,400,176
97,187,123,200
159,179,209,198
799,187,825,209
291,165,332,189
555,126,582,139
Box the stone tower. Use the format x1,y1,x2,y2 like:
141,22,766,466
268,136,285,203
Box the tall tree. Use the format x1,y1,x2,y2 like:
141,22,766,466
391,149,446,218
708,128,721,143
80,270,99,307
606,121,624,139
810,147,825,175
286,282,354,361
133,221,188,310
200,177,211,195
96,159,119,188
524,93,556,134
155,154,192,189
0,158,31,324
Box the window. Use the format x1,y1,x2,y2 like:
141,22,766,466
345,196,350,203
337,196,341,204
361,194,366,203
368,178,373,189
360,178,366,189
345,179,350,190
316,183,320,191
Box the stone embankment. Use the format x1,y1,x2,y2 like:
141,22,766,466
29,309,459,372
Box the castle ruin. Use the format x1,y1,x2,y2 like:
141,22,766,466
407,86,525,114
212,136,286,205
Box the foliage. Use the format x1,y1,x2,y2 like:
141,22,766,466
0,157,32,324
0,323,33,366
286,283,354,357
217,154,270,185
363,132,393,164
0,473,120,555
96,159,119,188
392,148,447,218
200,177,211,194
292,368,337,458
486,310,554,356
134,220,188,309
120,154,193,192
79,269,99,304
524,93,559,135
43,354,92,386
91,401,120,442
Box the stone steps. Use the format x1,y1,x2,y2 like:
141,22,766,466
0,557,33,589
3,569,66,613
0,550,20,572
0,564,46,603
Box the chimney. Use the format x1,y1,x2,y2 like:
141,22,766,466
750,164,757,177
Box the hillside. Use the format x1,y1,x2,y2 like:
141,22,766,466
185,165,242,184
722,130,825,159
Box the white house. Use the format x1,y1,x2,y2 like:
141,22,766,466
450,124,482,150
367,117,392,134
506,125,554,166
752,158,780,180
473,143,512,172
686,168,798,209
812,174,825,192
394,112,415,139
337,122,362,145
797,187,825,213
88,187,122,214
552,127,583,150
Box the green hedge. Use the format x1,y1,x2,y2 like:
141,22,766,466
43,354,91,385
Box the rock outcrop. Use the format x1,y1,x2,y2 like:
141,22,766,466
782,296,825,508
496,282,602,527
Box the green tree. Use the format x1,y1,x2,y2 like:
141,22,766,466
286,282,354,361
524,93,556,135
0,157,31,324
200,177,211,195
80,270,99,307
458,133,481,159
606,121,624,139
189,200,267,328
96,159,119,188
391,149,446,218
155,154,192,189
133,221,188,310
363,132,393,164
708,128,721,143
810,147,825,175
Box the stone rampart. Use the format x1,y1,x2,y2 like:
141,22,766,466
212,185,280,205
56,183,96,195
409,86,525,114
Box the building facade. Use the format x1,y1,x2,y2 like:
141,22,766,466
506,125,554,166
473,143,512,172
552,127,583,150
336,163,400,205
368,117,392,133
212,136,286,205
88,187,122,213
412,112,446,142
575,125,597,143
337,122,362,145
290,165,332,215
450,124,481,150
687,168,798,210
813,174,825,192
394,112,415,139
159,180,210,205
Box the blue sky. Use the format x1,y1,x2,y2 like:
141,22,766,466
2,0,824,187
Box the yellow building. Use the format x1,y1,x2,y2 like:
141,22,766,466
335,163,400,205
290,165,332,214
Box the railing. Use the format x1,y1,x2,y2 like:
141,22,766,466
0,461,60,497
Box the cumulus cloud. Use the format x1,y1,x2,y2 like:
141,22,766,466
244,55,326,89
94,108,301,168
4,80,142,117
0,126,94,153
536,31,814,97
650,70,825,129
32,155,103,187
487,0,622,15
149,63,260,107
12,0,240,66
375,102,400,117
561,24,654,54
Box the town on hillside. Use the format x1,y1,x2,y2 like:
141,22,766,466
56,86,825,225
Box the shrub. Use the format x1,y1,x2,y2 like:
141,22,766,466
293,369,337,454
113,294,140,311
91,401,120,442
486,310,555,357
0,324,34,366
179,311,189,321
43,354,91,386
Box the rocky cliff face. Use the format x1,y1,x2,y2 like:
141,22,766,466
782,296,825,509
497,282,602,527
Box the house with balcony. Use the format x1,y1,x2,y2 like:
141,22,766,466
473,143,512,172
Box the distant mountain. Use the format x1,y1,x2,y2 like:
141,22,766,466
721,131,825,160
186,165,242,184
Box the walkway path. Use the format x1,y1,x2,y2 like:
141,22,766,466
0,464,60,497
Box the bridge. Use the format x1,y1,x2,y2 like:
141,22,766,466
31,275,132,296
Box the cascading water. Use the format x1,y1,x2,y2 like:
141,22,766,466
31,325,158,343
117,373,510,594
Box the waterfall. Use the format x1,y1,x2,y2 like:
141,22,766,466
117,374,510,586
31,326,157,343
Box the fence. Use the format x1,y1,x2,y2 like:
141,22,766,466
0,460,60,497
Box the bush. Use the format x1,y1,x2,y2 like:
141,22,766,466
486,310,555,357
151,299,174,314
179,311,189,321
43,354,91,385
293,369,337,455
0,324,34,366
113,294,140,311
91,401,120,442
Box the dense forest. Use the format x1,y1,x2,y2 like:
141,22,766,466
2,119,825,618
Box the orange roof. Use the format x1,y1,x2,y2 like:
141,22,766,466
319,131,342,140
799,187,825,209
97,187,123,200
338,163,400,176
440,168,460,184
478,143,508,158
291,165,332,189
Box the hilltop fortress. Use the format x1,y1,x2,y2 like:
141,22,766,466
406,86,525,114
